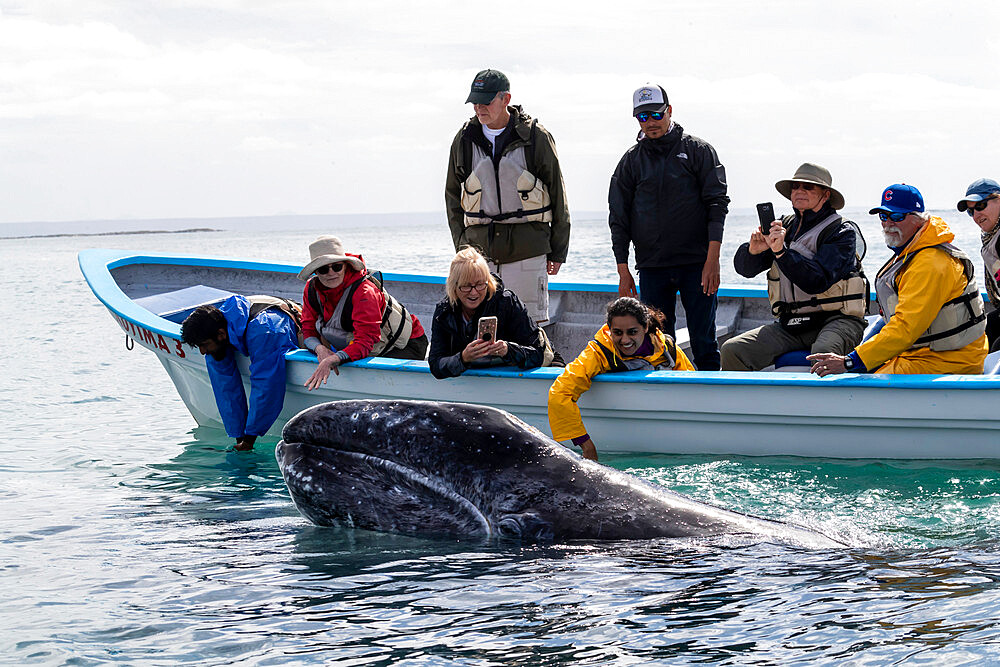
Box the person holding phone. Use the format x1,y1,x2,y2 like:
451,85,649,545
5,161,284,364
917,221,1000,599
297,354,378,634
548,297,695,461
429,247,562,379
720,163,868,371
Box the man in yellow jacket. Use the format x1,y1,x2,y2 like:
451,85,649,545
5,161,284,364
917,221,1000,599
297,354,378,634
548,297,695,460
809,184,987,376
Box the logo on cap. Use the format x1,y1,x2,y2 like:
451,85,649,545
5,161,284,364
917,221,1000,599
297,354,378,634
638,88,654,102
884,189,893,201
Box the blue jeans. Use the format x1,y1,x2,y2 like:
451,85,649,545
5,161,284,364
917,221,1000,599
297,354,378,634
638,264,720,371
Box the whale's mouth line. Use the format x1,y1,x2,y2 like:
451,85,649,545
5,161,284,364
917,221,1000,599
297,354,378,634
279,441,493,537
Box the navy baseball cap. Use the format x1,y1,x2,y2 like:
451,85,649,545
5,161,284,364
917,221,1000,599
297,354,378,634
957,178,1000,212
869,184,925,216
466,69,509,104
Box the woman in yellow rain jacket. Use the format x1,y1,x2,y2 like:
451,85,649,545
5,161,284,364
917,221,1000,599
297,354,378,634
548,297,695,460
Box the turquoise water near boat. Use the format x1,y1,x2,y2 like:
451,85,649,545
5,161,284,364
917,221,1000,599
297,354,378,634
5,212,1000,663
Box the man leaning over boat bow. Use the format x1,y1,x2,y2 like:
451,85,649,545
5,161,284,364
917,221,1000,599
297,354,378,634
181,296,301,451
721,163,867,371
809,184,988,376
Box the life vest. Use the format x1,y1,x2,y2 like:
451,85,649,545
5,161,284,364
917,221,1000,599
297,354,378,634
306,271,414,357
980,228,1000,308
592,334,677,372
875,243,987,351
459,120,553,228
247,295,304,346
767,213,869,326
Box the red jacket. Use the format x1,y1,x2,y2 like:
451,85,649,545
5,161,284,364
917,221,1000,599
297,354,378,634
300,254,425,361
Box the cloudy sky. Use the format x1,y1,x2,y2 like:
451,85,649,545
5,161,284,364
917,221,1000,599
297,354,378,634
1,1,998,224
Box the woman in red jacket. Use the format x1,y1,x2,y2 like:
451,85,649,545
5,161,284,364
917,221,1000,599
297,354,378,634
298,236,427,390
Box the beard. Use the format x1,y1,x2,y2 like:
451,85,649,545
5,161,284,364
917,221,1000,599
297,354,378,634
882,226,904,247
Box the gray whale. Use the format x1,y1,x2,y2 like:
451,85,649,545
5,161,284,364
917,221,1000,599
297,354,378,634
276,400,844,547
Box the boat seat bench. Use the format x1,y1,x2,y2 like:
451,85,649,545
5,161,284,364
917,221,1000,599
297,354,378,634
135,285,236,323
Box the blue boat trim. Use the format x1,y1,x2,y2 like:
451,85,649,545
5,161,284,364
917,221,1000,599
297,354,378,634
80,249,1000,391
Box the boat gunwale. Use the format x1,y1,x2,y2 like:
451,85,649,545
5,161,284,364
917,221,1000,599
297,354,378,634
79,248,1000,390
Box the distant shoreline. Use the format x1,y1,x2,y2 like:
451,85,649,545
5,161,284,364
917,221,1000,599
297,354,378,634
1,228,222,240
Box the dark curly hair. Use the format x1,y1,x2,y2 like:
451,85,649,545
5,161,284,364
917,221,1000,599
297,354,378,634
605,296,667,334
181,305,227,346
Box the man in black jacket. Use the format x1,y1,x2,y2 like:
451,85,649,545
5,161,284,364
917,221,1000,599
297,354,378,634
609,84,729,370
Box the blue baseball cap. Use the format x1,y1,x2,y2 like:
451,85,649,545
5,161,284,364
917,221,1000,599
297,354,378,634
869,184,925,216
957,178,1000,212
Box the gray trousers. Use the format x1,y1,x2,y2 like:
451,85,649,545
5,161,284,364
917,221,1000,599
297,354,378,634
720,315,866,371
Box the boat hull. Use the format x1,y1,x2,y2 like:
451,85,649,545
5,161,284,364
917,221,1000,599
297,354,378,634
81,249,1000,459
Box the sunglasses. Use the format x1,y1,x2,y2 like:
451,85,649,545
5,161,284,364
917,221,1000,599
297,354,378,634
315,262,345,275
635,111,665,123
790,183,819,191
966,197,998,216
878,212,910,223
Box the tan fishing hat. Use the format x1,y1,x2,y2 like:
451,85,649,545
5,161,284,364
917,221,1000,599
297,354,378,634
775,163,845,210
297,235,365,280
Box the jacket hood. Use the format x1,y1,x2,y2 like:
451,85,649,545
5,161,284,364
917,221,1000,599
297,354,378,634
218,295,253,355
594,323,667,362
463,105,533,144
901,216,955,257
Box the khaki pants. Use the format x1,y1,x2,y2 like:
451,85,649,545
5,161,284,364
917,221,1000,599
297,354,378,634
721,315,865,371
488,255,549,324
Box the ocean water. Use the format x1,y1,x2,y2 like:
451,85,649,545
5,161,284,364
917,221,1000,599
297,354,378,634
4,211,1000,664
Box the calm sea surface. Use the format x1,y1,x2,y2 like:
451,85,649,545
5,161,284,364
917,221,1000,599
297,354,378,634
4,211,1000,665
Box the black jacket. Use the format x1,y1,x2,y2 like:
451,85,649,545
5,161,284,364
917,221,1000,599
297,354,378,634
429,277,551,379
733,203,859,294
609,123,729,269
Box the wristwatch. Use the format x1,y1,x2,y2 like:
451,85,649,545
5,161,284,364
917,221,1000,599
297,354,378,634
843,354,855,371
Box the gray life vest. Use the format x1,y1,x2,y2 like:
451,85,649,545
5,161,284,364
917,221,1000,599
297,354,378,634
593,334,677,372
306,273,414,357
766,213,868,323
460,125,552,228
875,242,987,351
980,229,1000,308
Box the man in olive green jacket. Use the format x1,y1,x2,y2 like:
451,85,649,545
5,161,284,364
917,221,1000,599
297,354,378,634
445,69,571,324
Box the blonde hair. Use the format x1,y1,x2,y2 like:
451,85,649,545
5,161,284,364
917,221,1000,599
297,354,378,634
445,247,497,306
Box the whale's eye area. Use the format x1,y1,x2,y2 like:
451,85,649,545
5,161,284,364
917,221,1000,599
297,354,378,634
497,516,524,538
498,512,553,542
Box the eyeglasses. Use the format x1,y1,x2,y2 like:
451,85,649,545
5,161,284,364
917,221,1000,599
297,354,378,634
790,183,818,191
458,281,488,294
635,111,665,123
966,197,998,216
315,262,345,275
878,212,909,223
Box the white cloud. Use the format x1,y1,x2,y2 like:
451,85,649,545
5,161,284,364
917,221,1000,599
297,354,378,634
1,0,999,222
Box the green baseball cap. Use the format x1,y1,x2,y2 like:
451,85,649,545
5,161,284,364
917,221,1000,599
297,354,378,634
466,69,510,104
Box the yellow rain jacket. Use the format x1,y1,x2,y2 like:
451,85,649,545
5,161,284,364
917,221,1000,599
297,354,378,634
548,325,695,442
857,216,988,374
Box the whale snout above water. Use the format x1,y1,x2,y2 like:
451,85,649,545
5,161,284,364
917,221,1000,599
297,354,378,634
275,400,844,548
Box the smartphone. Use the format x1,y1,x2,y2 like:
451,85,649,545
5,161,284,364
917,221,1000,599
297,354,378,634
477,316,498,342
756,202,775,234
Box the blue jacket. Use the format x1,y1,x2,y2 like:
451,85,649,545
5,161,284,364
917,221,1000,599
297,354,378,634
205,295,299,438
